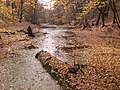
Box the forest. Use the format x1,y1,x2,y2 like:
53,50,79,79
0,0,120,90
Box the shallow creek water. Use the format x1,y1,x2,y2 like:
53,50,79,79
0,25,90,90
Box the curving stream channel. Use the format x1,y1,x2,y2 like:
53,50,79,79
0,24,90,90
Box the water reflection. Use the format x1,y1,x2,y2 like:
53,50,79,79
40,27,91,65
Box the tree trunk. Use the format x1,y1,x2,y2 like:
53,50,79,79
110,0,120,28
11,1,16,19
32,0,38,24
19,0,23,23
96,12,101,25
96,2,107,27
101,12,105,27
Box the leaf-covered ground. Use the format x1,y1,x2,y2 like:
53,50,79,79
0,22,120,90
36,25,120,90
66,26,120,89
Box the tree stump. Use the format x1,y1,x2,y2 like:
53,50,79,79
27,26,35,37
0,36,3,48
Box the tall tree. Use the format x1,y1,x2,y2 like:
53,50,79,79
19,0,23,22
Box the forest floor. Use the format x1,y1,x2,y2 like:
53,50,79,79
0,22,120,90
0,22,42,59
0,22,61,90
63,25,120,89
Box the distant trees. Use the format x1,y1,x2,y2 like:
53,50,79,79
52,0,120,28
0,0,45,24
96,0,120,28
52,0,91,25
0,0,119,28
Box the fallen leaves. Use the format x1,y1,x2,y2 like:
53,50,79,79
36,43,120,90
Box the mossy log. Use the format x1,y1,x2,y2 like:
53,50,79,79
35,50,84,90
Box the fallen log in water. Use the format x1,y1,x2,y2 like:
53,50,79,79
35,50,85,90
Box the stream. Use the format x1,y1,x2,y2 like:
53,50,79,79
0,24,90,90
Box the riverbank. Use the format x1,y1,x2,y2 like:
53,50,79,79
36,46,120,89
0,22,62,90
36,25,120,90
0,22,120,90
